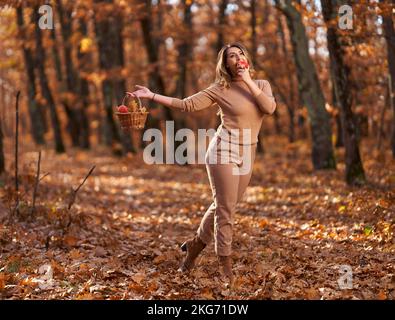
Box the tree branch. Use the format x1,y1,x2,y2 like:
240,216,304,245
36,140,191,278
67,165,96,210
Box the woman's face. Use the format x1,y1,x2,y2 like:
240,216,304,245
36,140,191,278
225,46,248,78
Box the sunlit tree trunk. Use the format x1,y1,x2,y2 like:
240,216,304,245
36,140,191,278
275,0,336,169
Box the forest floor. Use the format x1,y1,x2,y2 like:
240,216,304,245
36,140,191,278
0,136,394,300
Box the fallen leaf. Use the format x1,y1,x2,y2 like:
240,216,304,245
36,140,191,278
153,255,166,264
131,273,145,284
201,288,215,299
94,246,107,257
377,291,387,300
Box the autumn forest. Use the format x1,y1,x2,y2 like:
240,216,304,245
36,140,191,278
0,0,394,301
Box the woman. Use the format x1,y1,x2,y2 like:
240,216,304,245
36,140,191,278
127,42,276,286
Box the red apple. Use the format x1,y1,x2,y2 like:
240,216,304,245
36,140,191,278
118,105,129,113
239,60,249,69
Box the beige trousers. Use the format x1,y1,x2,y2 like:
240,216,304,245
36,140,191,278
197,135,257,256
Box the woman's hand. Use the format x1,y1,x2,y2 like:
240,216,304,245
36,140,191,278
236,62,252,83
126,85,154,100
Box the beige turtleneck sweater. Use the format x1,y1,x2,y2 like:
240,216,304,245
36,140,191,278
170,79,276,144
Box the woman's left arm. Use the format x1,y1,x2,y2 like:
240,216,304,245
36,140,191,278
245,79,276,115
235,67,276,114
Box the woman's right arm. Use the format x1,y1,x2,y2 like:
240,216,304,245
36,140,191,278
127,85,174,108
127,84,217,112
149,92,175,108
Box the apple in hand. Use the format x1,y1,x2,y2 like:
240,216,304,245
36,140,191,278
118,105,129,113
238,60,249,69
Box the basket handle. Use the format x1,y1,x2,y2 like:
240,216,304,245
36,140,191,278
122,93,142,109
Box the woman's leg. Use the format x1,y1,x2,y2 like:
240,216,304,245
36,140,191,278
197,135,227,245
236,144,257,202
198,142,257,254
207,162,240,256
197,202,216,244
179,137,221,272
182,139,256,274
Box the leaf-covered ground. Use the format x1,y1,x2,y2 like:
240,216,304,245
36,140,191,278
0,137,394,300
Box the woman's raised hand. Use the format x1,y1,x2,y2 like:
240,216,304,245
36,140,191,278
126,85,154,100
236,61,252,83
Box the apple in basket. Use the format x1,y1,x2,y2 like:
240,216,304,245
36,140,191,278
118,105,129,113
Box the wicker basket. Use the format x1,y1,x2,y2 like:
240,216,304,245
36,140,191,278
115,94,149,131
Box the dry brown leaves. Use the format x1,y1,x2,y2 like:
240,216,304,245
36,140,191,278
0,137,394,300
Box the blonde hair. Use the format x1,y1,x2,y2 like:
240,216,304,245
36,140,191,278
214,42,256,89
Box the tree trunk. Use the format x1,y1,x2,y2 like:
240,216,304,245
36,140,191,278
332,84,344,147
94,1,117,149
175,0,193,101
101,80,118,147
335,114,344,148
76,15,92,150
275,0,336,169
139,0,169,128
56,0,90,149
380,0,395,158
50,27,63,84
33,5,65,154
321,0,365,185
156,0,163,50
55,0,80,147
250,0,257,62
216,0,228,53
50,13,78,147
16,5,46,145
113,14,135,154
0,119,4,174
277,14,297,142
170,0,194,163
213,0,229,130
94,0,134,155
249,0,265,153
139,0,176,158
273,109,282,134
